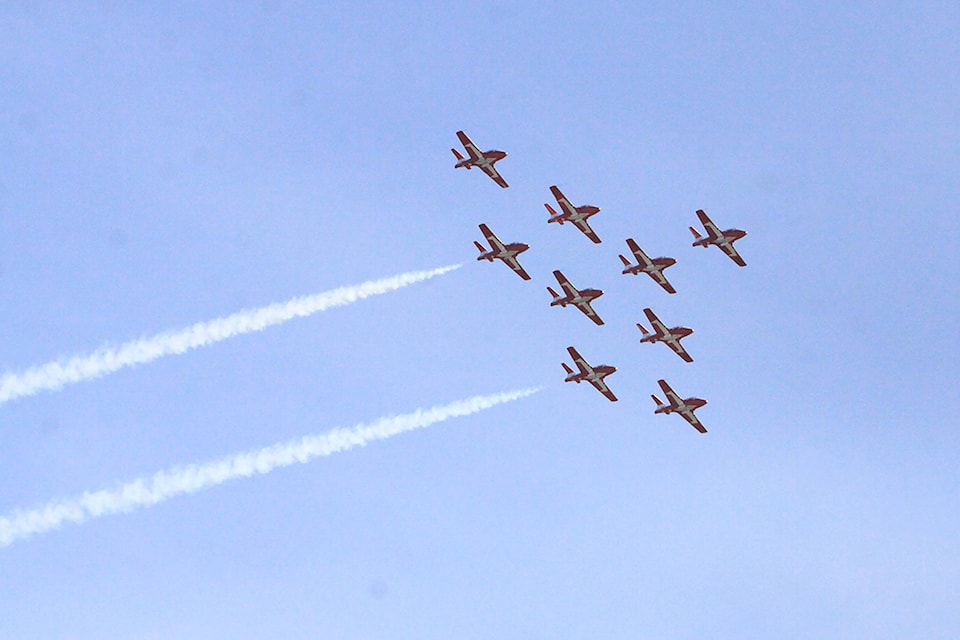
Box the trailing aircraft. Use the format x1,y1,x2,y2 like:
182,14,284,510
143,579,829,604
544,185,602,243
689,209,747,266
451,130,509,188
547,270,605,325
619,238,677,293
474,223,531,280
652,379,707,433
562,346,618,402
637,307,694,362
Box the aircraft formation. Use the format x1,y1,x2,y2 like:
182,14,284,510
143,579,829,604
456,130,749,434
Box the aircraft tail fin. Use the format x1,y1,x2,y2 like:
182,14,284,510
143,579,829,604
544,202,562,223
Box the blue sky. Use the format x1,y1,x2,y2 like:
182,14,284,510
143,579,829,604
1,2,958,638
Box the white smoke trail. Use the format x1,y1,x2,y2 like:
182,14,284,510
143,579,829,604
0,264,461,406
0,386,542,547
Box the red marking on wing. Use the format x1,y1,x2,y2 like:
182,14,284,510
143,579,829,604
668,341,694,363
481,164,509,188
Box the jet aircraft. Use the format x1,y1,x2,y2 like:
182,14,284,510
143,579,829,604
544,185,602,243
689,209,747,266
451,130,508,188
474,223,531,280
652,379,707,433
562,346,618,402
547,270,605,325
619,238,677,293
637,307,694,362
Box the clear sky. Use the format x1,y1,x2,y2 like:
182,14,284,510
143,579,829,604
1,2,958,638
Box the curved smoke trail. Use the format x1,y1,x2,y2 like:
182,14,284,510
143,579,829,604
0,264,461,407
0,386,543,547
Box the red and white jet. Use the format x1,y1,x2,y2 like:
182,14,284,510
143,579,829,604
544,185,602,243
547,270,605,326
562,346,618,402
474,223,531,281
619,238,677,294
451,130,508,188
652,379,708,433
637,307,694,363
690,209,747,267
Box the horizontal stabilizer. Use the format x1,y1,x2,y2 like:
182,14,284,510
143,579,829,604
689,226,702,239
651,394,663,406
547,286,559,298
619,254,631,267
637,323,649,335
451,148,464,161
562,362,574,375
474,240,486,253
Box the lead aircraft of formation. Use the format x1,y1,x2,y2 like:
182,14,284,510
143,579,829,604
690,209,747,267
547,270,605,325
544,185,602,243
452,130,509,188
562,346,618,402
474,223,531,280
652,379,707,433
619,238,677,294
636,307,694,363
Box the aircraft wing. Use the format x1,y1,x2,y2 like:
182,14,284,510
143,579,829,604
696,209,723,238
665,339,694,363
479,224,505,252
479,163,509,188
657,379,683,407
549,186,576,216
566,346,591,376
626,238,650,266
456,130,482,160
649,270,677,294
502,255,531,280
572,217,601,244
680,409,707,433
553,270,579,298
577,300,605,326
589,377,618,402
643,308,669,337
719,242,747,267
